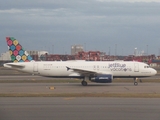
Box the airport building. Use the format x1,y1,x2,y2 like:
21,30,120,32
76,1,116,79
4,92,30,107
71,45,83,55
0,51,10,61
1,47,160,67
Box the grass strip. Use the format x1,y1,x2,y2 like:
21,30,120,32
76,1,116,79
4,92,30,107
0,93,160,98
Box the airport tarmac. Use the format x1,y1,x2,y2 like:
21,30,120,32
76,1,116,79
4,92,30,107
0,75,159,81
0,82,160,97
0,97,160,120
0,74,160,97
1,75,160,120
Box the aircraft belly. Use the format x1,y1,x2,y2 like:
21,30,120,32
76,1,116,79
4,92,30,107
113,71,139,77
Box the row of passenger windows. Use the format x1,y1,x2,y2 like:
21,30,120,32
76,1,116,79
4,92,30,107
43,65,108,69
44,65,150,69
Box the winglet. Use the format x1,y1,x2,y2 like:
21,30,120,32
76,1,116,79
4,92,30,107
6,37,33,62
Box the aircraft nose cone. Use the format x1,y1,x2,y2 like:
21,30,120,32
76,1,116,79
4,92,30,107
152,69,157,75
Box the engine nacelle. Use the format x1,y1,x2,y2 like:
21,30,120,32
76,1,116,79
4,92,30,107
90,74,112,83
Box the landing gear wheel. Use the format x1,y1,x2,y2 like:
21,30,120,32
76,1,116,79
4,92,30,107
81,81,88,86
134,82,138,86
134,78,138,86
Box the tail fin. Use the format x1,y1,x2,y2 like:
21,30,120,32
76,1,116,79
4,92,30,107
6,37,33,62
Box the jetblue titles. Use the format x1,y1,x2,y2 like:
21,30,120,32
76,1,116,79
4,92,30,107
108,63,132,71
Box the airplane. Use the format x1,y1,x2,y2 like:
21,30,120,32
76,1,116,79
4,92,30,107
3,37,157,86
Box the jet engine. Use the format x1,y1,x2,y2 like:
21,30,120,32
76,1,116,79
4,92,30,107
90,74,113,83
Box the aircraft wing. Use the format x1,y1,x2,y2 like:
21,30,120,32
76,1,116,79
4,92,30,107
66,66,112,76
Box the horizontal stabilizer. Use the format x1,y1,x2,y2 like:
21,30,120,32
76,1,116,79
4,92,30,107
4,63,25,68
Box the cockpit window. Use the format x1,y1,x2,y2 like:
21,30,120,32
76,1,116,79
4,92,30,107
144,66,150,68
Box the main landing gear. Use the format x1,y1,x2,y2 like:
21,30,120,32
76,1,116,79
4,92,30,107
134,78,138,86
81,80,88,86
81,77,88,86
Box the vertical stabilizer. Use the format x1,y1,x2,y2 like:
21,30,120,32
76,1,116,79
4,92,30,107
6,37,33,62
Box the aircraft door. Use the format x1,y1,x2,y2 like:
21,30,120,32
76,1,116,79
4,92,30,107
134,63,139,72
33,63,38,72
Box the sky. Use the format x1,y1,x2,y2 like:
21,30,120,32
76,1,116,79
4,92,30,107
0,0,160,56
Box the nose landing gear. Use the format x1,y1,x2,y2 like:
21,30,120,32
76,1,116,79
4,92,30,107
134,78,138,86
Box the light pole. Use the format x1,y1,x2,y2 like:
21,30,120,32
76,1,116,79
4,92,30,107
115,44,117,56
146,45,148,55
52,45,54,54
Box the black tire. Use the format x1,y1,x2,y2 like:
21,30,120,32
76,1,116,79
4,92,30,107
134,82,138,86
81,81,88,86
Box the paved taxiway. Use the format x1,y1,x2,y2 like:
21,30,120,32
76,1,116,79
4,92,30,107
0,97,160,120
0,75,160,97
1,75,160,120
0,83,160,94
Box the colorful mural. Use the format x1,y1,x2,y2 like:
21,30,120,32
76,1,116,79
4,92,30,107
6,37,33,62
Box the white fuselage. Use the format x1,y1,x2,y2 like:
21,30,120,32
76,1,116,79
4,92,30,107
4,60,157,78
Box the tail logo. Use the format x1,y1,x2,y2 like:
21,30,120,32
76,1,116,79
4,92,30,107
6,37,33,62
